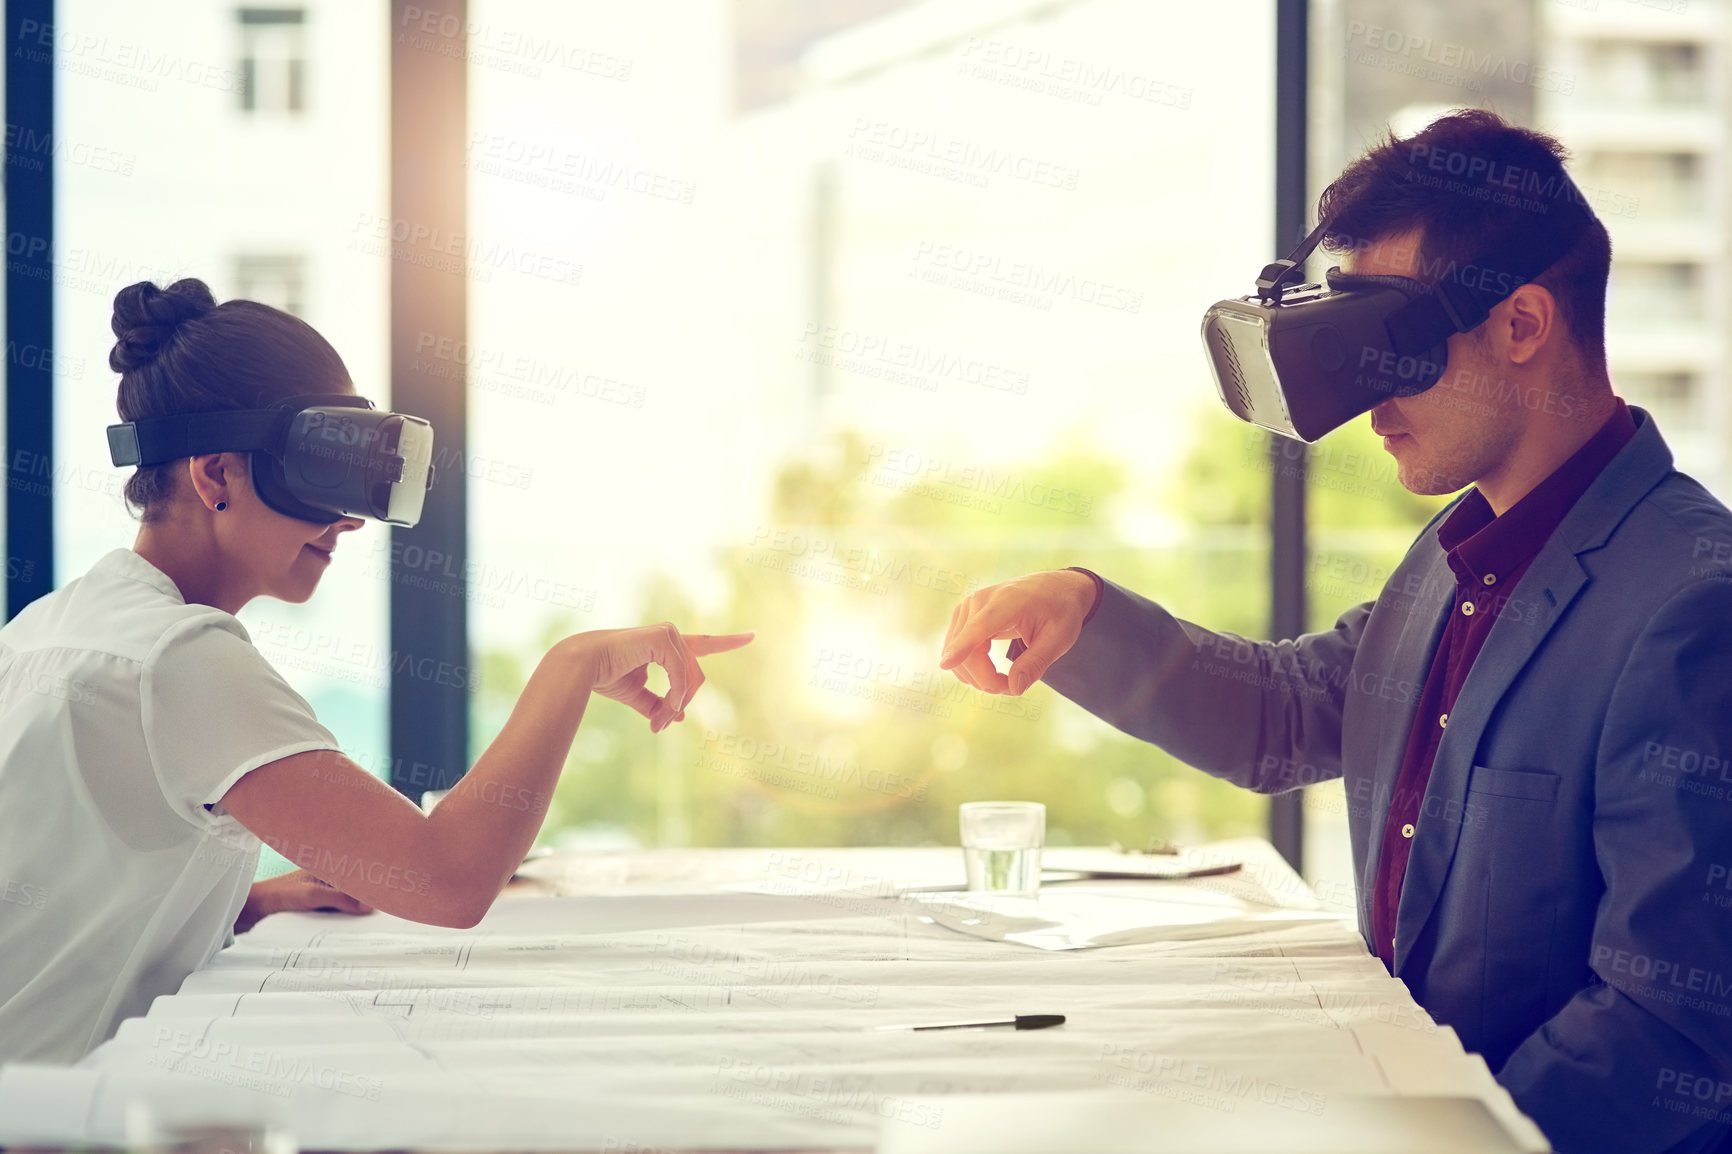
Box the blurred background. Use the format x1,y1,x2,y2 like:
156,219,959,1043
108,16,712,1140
15,0,1728,901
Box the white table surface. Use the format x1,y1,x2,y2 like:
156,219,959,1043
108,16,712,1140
0,839,1549,1152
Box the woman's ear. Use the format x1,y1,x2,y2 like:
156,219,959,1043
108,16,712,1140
185,453,239,514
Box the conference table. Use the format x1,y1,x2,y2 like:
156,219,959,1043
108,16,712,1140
0,839,1550,1152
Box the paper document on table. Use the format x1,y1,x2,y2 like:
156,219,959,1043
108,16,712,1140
908,887,1343,950
1040,847,1243,879
875,1092,1543,1154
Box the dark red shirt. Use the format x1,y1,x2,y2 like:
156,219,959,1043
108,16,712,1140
1371,399,1637,967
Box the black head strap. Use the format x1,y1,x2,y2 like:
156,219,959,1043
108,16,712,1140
108,410,287,468
107,394,372,468
1383,204,1592,356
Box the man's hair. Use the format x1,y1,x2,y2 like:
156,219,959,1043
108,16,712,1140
1318,109,1611,371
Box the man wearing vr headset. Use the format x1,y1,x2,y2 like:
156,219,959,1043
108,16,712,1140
942,110,1732,1154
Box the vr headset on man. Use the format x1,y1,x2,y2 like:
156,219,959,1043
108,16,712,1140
107,394,436,527
1202,204,1589,443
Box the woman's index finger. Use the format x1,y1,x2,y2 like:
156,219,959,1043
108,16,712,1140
683,631,756,656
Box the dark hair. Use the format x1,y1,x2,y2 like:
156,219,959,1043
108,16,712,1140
110,278,352,520
1318,109,1611,370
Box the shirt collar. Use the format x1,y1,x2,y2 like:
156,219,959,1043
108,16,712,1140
96,548,187,604
1437,397,1638,586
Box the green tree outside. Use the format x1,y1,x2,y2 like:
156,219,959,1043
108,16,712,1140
474,413,1449,852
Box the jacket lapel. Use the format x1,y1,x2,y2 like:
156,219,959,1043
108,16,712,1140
1359,547,1451,919
1392,545,1588,975
1390,408,1675,975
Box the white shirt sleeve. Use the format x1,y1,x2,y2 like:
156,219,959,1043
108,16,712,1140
140,615,342,826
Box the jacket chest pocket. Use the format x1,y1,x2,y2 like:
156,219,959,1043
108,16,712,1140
1468,765,1562,803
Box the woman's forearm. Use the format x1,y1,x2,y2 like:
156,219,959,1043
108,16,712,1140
225,627,746,929
415,638,596,917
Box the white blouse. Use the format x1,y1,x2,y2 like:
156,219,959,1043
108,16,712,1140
0,548,340,1062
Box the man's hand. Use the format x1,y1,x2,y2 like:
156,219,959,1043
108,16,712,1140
939,570,1097,695
236,869,373,934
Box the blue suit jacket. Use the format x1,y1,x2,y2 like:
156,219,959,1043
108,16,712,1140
1040,409,1732,1154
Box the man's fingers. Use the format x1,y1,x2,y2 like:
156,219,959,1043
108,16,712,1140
1006,653,1048,695
1006,631,1075,695
684,631,755,656
940,598,969,662
941,605,1014,670
949,654,984,692
955,646,1010,694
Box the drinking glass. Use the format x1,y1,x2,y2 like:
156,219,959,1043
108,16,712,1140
959,801,1045,896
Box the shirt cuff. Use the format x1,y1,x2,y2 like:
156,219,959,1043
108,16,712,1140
1069,566,1105,626
1007,567,1105,662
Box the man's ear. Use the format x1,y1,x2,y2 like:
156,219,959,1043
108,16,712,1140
1501,283,1558,367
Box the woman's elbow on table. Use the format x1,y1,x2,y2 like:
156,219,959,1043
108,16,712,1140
223,749,511,931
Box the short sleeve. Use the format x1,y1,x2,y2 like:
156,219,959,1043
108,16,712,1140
140,616,341,825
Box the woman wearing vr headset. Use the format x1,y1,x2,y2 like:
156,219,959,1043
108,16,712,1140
0,278,752,1063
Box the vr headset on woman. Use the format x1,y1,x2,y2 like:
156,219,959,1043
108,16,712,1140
1202,208,1589,443
107,394,435,527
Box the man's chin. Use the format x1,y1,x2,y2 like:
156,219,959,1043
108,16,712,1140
1395,459,1468,497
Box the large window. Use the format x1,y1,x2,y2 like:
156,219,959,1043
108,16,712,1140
465,0,1276,851
36,0,1724,890
55,0,388,875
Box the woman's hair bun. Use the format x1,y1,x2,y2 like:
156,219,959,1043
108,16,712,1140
108,278,218,374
